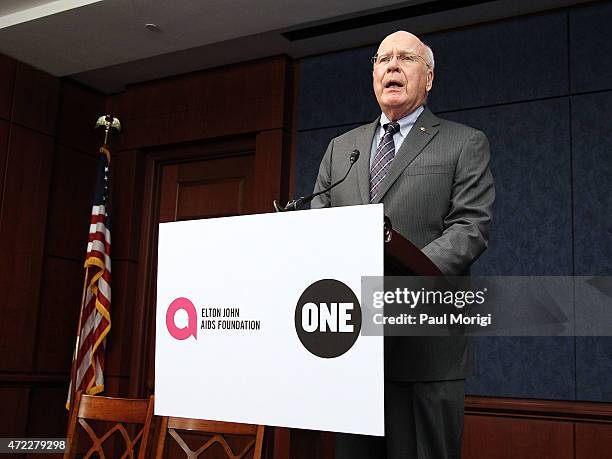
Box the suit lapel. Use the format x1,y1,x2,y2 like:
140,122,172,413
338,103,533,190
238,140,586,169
372,108,440,204
356,118,380,205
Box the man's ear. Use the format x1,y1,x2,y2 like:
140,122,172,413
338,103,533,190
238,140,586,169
426,70,434,92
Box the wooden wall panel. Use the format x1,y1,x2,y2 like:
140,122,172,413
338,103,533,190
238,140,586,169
158,163,179,223
45,146,97,260
463,415,574,459
254,129,284,213
0,54,114,449
175,153,255,219
112,58,286,123
104,375,130,399
105,260,138,380
576,423,612,459
57,80,106,153
108,57,288,151
26,387,69,437
119,109,207,151
0,119,9,205
34,257,83,374
12,63,59,135
290,430,334,459
0,388,29,436
177,178,245,217
110,150,144,262
0,125,54,371
0,54,15,121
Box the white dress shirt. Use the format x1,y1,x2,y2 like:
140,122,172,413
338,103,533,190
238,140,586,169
370,105,425,167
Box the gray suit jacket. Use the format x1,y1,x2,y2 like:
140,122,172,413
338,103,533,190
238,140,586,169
311,107,495,380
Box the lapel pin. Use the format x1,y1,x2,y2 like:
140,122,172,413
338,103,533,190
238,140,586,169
419,126,428,133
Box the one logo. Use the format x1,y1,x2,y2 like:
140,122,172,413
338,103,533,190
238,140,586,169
166,297,198,340
295,279,361,358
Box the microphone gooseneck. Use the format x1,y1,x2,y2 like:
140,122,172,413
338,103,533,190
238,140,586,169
274,149,360,212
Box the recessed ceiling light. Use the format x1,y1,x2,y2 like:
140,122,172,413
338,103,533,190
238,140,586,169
145,23,162,33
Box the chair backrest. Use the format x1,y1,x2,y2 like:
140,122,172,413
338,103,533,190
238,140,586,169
155,417,264,459
64,391,155,459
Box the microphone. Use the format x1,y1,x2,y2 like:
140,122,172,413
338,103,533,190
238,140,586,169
274,150,360,212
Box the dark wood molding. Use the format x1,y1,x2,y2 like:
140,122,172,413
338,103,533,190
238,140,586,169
0,119,8,207
128,147,157,400
0,372,68,385
254,129,284,213
285,60,300,201
466,395,612,423
0,54,15,121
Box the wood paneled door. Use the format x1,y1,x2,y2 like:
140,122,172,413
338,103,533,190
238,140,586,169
158,149,256,223
134,137,258,395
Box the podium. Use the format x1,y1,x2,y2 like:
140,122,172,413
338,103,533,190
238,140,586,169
283,219,442,459
155,205,442,458
384,227,442,276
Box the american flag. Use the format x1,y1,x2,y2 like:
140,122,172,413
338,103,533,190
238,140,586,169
67,145,112,408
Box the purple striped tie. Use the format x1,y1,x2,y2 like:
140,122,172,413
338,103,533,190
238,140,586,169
370,122,399,202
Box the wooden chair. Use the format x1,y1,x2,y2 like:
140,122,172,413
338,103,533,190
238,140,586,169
64,391,155,459
155,417,264,459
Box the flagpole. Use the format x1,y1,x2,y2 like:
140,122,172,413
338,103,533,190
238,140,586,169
67,266,90,411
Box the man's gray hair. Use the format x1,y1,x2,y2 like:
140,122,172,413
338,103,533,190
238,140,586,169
423,43,435,71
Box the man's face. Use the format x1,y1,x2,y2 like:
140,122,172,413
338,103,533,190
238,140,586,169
372,32,433,121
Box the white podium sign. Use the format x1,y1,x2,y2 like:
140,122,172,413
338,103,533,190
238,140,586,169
155,205,384,435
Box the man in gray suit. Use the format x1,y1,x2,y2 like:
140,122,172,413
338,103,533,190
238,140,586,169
311,31,495,459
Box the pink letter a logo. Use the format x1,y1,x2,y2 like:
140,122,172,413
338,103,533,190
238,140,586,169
166,297,198,340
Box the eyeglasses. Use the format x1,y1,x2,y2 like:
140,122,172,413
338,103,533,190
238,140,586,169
371,53,430,68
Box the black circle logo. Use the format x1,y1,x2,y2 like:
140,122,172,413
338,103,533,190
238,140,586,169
295,279,361,358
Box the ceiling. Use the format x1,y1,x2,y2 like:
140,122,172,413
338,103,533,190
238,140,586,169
0,0,593,93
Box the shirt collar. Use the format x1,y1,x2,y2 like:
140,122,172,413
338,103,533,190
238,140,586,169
380,105,425,137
